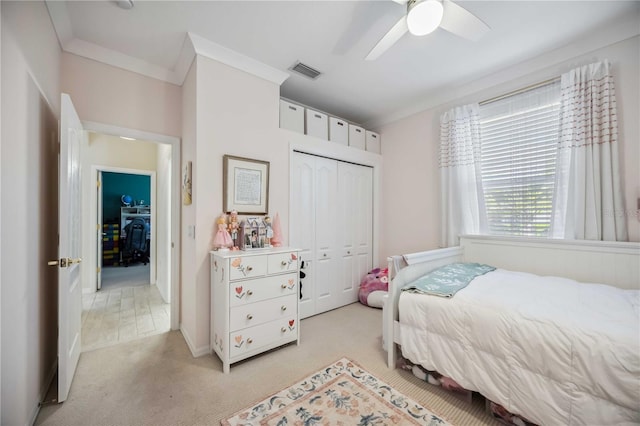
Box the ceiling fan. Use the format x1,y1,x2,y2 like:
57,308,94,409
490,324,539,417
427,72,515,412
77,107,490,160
366,0,490,60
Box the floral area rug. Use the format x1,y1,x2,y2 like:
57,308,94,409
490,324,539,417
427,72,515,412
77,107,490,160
221,358,450,425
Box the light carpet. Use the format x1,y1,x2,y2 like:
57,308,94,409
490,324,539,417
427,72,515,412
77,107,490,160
35,303,499,426
222,357,449,425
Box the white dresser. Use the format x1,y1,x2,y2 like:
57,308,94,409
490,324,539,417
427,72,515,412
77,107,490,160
210,248,300,373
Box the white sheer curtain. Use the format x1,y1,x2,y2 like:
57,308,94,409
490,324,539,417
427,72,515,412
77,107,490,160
552,60,628,241
439,103,486,247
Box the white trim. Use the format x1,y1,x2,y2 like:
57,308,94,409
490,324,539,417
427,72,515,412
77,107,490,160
189,32,289,85
180,326,211,358
83,121,181,331
45,2,288,87
364,13,640,129
91,165,157,288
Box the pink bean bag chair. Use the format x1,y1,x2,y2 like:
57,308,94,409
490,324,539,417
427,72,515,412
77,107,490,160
358,267,389,308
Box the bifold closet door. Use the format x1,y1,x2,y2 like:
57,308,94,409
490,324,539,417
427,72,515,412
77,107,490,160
337,162,373,307
291,153,338,318
290,152,316,319
291,152,372,318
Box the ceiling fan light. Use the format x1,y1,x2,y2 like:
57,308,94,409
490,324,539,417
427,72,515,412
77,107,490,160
407,0,444,36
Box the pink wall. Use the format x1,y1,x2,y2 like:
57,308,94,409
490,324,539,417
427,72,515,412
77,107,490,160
61,52,182,138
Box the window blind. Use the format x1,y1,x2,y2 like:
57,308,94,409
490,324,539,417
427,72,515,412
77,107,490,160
479,81,561,237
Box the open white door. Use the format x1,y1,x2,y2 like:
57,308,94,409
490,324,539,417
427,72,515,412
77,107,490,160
97,171,103,290
56,94,84,402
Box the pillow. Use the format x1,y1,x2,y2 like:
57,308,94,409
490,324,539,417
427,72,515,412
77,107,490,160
358,267,389,308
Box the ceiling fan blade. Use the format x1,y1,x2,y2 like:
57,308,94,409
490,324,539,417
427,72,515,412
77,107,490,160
365,16,408,61
439,0,490,42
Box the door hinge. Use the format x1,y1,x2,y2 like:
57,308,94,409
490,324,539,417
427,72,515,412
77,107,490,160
96,179,100,188
96,223,100,231
97,267,101,273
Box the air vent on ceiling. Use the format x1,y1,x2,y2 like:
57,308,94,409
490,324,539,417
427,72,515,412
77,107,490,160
290,61,322,80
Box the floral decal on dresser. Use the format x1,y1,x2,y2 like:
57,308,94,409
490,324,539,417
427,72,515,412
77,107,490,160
231,257,250,276
234,286,248,299
288,319,296,331
214,333,223,352
234,335,244,348
286,253,298,269
284,278,295,290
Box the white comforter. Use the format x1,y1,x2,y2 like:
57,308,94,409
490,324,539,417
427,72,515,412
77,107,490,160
398,268,640,425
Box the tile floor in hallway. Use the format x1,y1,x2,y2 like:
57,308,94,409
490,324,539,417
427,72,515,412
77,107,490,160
81,285,170,352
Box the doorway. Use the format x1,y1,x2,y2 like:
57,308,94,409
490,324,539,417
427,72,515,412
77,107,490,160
79,125,180,351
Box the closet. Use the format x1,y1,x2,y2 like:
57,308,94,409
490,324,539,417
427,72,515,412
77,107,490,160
290,151,373,319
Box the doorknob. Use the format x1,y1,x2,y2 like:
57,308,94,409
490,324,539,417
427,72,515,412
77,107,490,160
47,257,82,268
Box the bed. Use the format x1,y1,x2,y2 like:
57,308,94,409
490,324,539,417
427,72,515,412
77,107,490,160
384,235,640,425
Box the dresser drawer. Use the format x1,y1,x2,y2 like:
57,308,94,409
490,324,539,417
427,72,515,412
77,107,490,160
267,252,299,275
230,317,297,358
230,273,297,307
230,294,297,331
228,255,267,281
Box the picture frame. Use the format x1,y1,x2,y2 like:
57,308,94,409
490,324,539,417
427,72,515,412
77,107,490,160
223,155,270,215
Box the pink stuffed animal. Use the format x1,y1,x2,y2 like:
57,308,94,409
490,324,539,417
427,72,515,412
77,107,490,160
358,267,389,308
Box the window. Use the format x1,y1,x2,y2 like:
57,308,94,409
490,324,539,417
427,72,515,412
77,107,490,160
478,81,561,237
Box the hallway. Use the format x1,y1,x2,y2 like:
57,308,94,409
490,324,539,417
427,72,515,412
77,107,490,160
81,284,170,352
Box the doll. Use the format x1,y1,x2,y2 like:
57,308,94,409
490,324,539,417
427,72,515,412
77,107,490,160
228,210,239,249
264,215,273,247
212,214,233,250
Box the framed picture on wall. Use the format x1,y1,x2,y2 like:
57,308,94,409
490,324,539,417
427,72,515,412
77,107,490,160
223,155,270,215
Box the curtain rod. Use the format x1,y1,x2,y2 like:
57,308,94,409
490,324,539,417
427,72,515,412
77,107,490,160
479,77,561,106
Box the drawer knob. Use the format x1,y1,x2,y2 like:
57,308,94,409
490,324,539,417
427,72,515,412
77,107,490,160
281,284,287,289
347,251,351,255
281,327,287,333
247,290,253,296
323,253,327,257
247,338,253,344
246,314,253,320
281,260,287,266
281,305,287,311
246,266,253,272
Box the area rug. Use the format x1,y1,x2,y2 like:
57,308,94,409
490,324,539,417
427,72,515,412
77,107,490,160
221,357,450,425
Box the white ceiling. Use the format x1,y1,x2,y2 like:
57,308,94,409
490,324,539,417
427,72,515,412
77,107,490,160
47,1,640,128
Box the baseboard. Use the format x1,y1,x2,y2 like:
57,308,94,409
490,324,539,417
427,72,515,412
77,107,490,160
179,325,210,358
29,358,58,426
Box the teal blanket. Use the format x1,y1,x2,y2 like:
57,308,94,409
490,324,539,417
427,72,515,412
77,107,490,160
402,262,495,298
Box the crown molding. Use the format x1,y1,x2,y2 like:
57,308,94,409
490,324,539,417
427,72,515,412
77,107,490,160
45,1,288,87
188,32,289,86
365,10,640,129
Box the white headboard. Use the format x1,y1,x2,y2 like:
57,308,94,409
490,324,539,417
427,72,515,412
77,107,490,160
460,235,640,290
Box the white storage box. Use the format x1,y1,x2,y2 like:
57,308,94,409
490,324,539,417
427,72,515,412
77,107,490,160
305,108,329,140
366,131,381,154
349,125,366,149
329,117,349,145
279,100,304,133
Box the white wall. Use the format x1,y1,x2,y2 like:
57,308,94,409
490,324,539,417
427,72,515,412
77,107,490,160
81,133,159,293
0,1,61,424
379,33,640,263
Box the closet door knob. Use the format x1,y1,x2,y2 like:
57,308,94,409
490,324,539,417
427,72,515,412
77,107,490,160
246,314,253,320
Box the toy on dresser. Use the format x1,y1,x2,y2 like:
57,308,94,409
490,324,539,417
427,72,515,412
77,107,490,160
212,213,233,251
